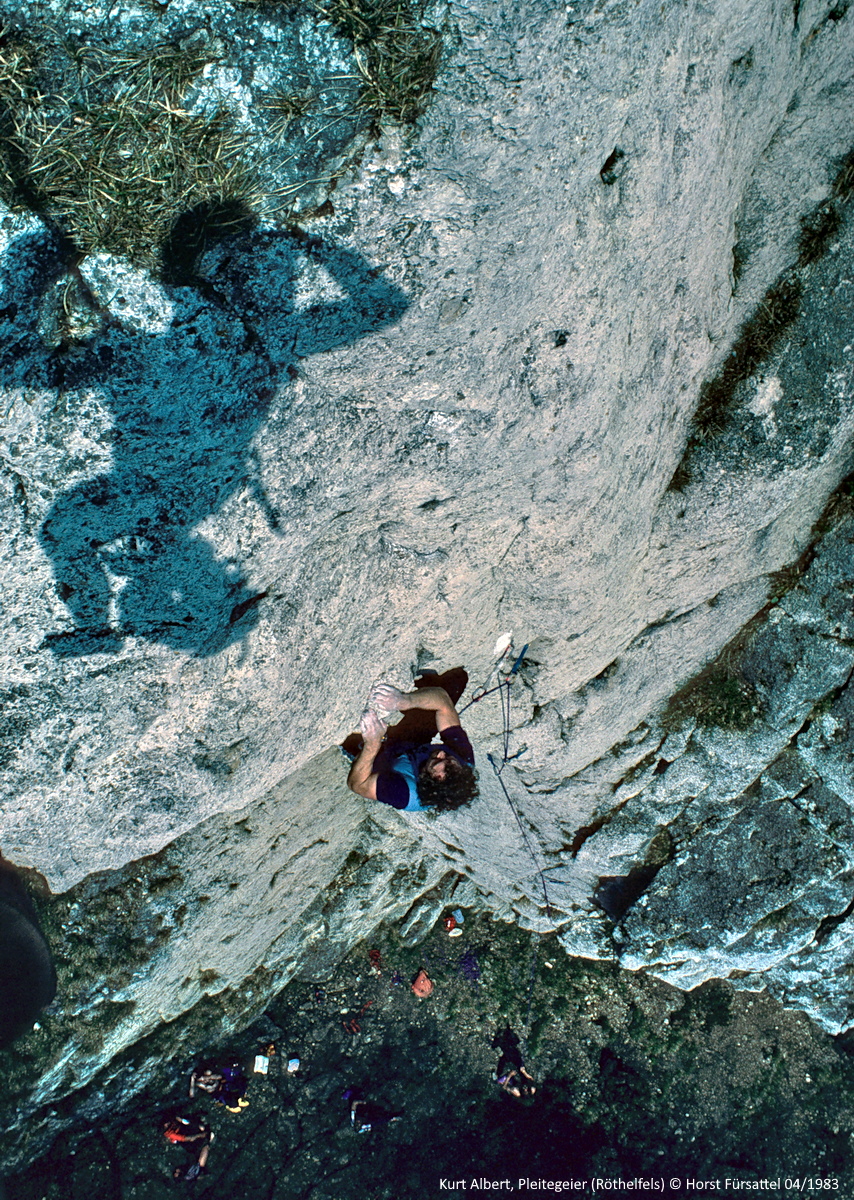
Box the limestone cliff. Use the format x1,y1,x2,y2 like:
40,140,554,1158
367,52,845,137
1,0,854,1165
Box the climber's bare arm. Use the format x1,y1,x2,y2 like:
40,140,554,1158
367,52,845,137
346,712,385,800
370,683,461,733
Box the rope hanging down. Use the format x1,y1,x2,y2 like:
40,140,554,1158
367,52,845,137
460,645,554,921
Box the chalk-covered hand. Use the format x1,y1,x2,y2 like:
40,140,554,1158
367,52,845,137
369,683,410,713
359,710,387,743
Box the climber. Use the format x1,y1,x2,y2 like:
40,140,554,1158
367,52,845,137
343,669,478,813
214,1060,250,1112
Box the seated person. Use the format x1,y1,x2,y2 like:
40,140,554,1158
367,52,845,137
344,669,478,813
189,1060,248,1111
343,1086,403,1133
162,1113,213,1180
492,1026,536,1102
189,1064,222,1096
214,1060,249,1111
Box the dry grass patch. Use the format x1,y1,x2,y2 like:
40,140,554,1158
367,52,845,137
0,26,259,269
661,625,764,732
311,0,441,123
236,0,441,123
241,0,441,123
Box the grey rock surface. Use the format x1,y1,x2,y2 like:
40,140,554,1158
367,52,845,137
1,0,854,1147
2,0,852,884
2,751,453,1156
612,505,854,1029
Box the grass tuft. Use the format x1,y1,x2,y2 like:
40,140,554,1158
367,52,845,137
311,0,441,123
794,141,854,266
765,471,854,601
662,629,763,732
797,203,841,266
832,145,854,201
665,460,691,493
691,274,802,437
765,558,808,602
259,89,318,140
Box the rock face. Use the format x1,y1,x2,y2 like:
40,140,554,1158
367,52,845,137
1,0,854,1164
589,501,854,1029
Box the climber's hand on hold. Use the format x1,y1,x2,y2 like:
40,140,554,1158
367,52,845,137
359,710,387,745
369,683,410,714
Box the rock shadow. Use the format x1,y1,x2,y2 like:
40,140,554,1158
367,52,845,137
0,855,56,1049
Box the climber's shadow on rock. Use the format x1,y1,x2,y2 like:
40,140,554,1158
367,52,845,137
0,214,409,657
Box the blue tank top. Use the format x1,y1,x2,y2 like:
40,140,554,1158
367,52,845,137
391,754,427,811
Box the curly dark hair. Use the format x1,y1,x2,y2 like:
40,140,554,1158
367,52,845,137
416,757,479,812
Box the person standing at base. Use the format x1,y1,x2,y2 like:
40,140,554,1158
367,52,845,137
344,668,478,813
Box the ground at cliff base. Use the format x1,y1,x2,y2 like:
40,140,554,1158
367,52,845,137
7,913,854,1198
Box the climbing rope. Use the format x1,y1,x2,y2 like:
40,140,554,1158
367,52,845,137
459,642,560,1056
460,645,554,921
487,754,554,923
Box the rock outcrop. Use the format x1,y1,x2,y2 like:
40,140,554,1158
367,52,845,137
1,0,854,1165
